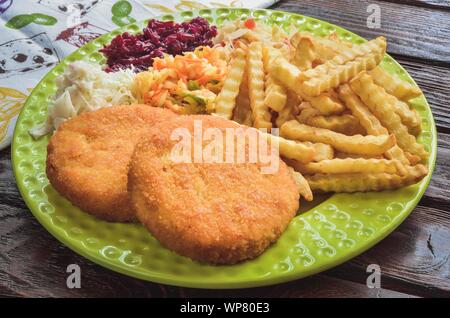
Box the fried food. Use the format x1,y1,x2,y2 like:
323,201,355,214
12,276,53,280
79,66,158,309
269,56,302,94
276,90,299,128
300,49,385,96
350,72,428,160
46,104,176,222
232,67,253,126
301,91,346,115
306,114,365,135
289,158,407,176
337,84,387,135
128,115,299,264
300,37,387,80
288,167,313,201
263,46,287,112
292,36,316,71
306,164,428,193
369,66,422,101
281,120,396,156
215,48,247,119
247,42,272,128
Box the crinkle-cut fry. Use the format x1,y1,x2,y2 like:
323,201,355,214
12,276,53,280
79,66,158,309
350,72,428,160
300,37,386,81
384,145,412,166
263,46,287,112
291,32,341,64
300,49,385,97
369,66,422,101
296,103,320,123
247,42,272,128
300,91,346,115
337,84,412,165
232,68,253,126
215,48,247,119
335,152,383,159
276,90,299,128
306,164,428,193
292,36,316,71
292,158,407,176
265,133,315,164
287,167,313,201
272,24,288,42
269,56,302,95
307,114,366,136
390,96,422,136
337,84,387,135
404,151,421,165
303,141,334,162
280,120,396,156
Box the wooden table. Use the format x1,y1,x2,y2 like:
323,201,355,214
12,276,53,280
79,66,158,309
1,0,449,298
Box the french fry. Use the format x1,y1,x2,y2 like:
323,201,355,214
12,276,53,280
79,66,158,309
404,152,421,165
263,46,287,112
336,84,412,165
306,164,428,193
300,37,386,80
350,72,428,160
288,167,313,201
291,32,342,64
296,102,320,123
304,141,334,161
232,67,253,126
337,84,387,135
306,114,365,135
369,66,422,101
247,42,272,128
290,158,407,176
300,49,385,96
335,152,383,159
265,133,315,164
383,145,411,166
269,56,302,94
301,91,346,115
292,36,316,71
215,48,247,119
276,90,299,128
280,120,396,156
390,95,422,135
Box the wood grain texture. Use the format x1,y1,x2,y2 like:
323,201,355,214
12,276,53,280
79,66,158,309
1,0,450,298
326,205,450,297
273,0,450,64
392,56,450,131
382,0,450,10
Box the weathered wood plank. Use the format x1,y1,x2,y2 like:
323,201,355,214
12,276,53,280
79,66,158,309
326,204,450,297
423,132,450,203
392,56,450,131
381,0,450,11
272,0,450,64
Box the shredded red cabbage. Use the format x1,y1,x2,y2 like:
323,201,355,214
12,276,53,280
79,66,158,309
100,17,217,73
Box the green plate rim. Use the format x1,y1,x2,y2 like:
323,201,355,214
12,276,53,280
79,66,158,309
11,8,437,289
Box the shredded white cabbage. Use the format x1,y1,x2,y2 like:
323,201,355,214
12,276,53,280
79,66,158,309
29,61,137,138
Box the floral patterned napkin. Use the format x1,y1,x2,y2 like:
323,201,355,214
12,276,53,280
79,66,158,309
0,0,279,150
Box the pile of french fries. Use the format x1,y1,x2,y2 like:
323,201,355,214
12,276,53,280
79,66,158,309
213,28,429,201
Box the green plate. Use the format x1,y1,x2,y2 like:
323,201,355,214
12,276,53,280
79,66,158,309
12,8,437,289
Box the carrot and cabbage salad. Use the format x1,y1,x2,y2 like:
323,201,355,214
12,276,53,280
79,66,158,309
133,46,228,114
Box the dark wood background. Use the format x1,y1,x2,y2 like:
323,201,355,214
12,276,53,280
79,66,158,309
1,0,449,298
